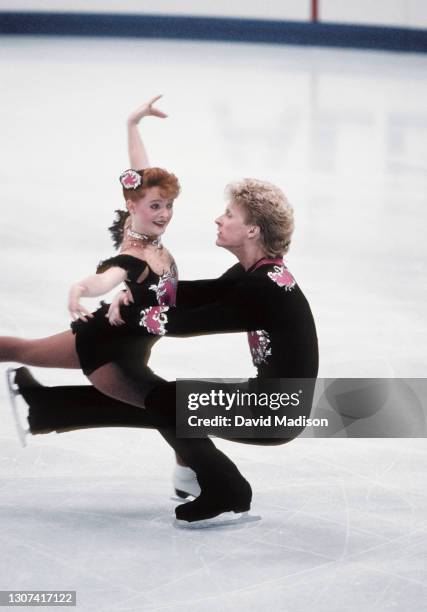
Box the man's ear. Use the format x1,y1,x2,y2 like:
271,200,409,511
248,225,260,239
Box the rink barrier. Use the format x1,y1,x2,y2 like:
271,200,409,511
0,11,426,53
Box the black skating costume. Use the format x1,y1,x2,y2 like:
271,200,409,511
70,253,178,393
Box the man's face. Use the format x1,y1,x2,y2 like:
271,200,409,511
215,201,250,250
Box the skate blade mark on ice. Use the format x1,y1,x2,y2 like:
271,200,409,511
174,511,262,529
6,368,30,448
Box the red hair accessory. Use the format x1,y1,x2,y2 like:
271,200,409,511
119,169,143,190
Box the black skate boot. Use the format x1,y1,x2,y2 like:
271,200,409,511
5,367,44,446
175,471,260,528
13,366,43,390
6,366,60,442
175,477,252,528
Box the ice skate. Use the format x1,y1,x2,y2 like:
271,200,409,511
6,367,31,447
171,464,201,501
174,509,261,529
5,367,56,440
174,476,261,528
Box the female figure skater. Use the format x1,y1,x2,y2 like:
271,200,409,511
1,96,181,410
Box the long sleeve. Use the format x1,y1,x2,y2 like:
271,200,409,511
131,276,268,338
120,261,319,379
176,263,245,307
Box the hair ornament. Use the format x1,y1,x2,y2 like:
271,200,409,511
119,169,143,190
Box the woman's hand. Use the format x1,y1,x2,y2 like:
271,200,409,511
68,284,94,323
127,95,168,126
106,289,134,326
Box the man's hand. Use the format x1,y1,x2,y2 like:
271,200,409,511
106,289,134,326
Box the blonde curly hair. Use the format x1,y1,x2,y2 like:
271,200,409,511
224,178,294,257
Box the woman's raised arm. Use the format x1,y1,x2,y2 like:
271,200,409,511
127,95,168,169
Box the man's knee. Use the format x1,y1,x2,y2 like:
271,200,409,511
227,436,296,446
145,381,176,410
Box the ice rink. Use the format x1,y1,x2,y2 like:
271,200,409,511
1,34,426,610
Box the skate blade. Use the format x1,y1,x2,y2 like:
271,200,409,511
170,487,199,503
6,368,29,448
174,511,262,530
170,495,195,503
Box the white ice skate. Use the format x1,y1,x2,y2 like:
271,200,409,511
6,368,30,448
171,465,201,501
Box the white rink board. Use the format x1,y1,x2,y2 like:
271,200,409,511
0,0,311,21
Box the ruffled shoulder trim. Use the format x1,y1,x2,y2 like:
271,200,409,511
96,254,147,282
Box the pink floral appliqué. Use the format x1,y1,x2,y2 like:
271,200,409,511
247,330,272,366
139,306,170,336
149,261,178,306
267,265,296,290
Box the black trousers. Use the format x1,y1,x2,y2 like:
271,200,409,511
23,382,294,491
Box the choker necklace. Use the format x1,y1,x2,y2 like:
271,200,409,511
127,228,163,249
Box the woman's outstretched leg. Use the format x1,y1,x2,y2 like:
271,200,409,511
0,330,80,368
0,325,163,408
0,328,162,408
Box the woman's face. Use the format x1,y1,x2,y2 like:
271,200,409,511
128,186,174,237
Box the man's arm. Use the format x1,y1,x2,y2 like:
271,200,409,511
176,263,245,307
130,277,267,337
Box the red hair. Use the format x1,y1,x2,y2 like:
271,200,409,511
122,167,180,202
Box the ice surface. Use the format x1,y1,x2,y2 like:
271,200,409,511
0,35,426,610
